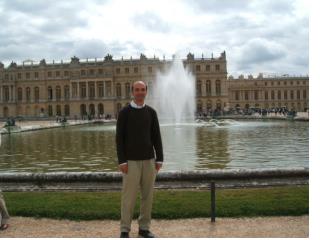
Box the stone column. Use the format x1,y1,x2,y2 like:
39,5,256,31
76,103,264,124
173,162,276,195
103,81,106,98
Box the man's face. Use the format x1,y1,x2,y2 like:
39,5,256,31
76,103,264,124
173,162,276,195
132,83,147,101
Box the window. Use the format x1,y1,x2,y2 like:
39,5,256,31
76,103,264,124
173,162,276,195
116,83,121,97
205,65,210,71
196,80,202,96
98,69,103,75
35,72,39,79
98,82,104,98
290,90,294,99
3,87,9,101
64,85,70,100
116,68,120,74
48,105,53,116
18,73,22,79
134,67,138,73
278,81,280,85
64,105,70,116
64,71,69,77
206,80,211,96
254,90,259,100
245,91,249,100
303,90,307,99
106,81,112,96
56,86,61,101
148,66,152,73
89,69,95,75
215,64,220,71
235,91,240,100
284,90,288,100
48,86,53,100
34,87,39,102
56,105,61,116
56,71,60,77
72,82,77,98
125,83,131,97
215,80,221,96
125,68,129,73
48,71,52,77
26,87,31,102
271,90,275,100
297,90,300,99
265,91,268,100
26,72,30,79
284,81,287,85
196,65,201,72
18,87,23,101
265,82,268,86
81,70,86,76
278,90,281,100
89,82,95,99
80,82,86,98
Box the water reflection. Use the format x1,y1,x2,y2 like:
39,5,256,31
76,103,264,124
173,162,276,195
0,120,308,173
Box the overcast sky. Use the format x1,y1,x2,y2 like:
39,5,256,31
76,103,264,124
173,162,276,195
0,0,309,76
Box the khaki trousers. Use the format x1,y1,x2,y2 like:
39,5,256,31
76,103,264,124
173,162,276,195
0,191,10,225
120,158,157,233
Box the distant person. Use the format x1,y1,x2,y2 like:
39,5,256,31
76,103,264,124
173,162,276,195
0,190,10,230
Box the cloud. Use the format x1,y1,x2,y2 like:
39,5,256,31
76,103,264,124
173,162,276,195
131,12,170,33
0,0,308,76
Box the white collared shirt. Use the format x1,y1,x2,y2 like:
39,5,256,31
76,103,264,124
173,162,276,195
130,100,146,109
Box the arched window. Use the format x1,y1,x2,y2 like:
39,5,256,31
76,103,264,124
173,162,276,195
98,103,104,115
64,105,70,116
125,82,130,98
56,105,61,116
80,104,86,116
26,87,31,102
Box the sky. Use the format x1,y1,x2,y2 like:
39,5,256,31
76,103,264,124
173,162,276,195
0,0,309,77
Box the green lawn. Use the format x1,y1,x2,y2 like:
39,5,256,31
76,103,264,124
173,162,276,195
3,185,308,220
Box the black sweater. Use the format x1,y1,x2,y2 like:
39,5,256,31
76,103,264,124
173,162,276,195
116,104,163,165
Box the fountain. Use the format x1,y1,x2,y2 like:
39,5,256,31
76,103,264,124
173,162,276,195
150,55,196,124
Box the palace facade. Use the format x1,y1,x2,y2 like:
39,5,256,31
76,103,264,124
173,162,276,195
0,52,308,119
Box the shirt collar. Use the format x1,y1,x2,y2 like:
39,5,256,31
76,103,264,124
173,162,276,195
130,100,146,109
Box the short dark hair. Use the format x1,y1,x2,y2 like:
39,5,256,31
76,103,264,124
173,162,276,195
131,83,147,92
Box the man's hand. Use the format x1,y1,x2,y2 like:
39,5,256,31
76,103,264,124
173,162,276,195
155,162,162,172
119,163,128,174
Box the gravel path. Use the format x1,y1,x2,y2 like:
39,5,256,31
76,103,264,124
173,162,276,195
1,215,308,238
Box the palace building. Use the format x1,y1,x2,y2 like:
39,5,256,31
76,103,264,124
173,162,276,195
0,52,308,119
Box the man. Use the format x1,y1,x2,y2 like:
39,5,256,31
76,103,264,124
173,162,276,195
116,81,163,238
